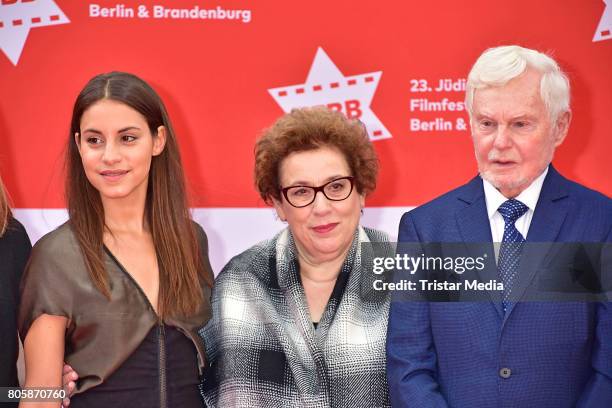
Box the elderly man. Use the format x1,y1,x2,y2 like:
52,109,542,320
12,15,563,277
386,45,612,407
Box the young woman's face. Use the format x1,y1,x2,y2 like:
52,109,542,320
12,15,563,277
77,99,166,203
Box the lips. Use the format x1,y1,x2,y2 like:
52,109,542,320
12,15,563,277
100,169,129,181
491,160,516,167
312,223,338,234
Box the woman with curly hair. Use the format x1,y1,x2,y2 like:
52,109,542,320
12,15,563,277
200,107,392,407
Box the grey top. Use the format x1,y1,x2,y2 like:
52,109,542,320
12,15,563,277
18,221,213,394
201,226,393,407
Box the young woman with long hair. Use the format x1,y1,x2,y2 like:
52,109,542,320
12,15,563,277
18,72,213,408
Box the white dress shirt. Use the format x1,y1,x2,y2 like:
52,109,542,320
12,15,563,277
483,166,548,260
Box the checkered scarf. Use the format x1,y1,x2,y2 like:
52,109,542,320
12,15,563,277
200,226,391,407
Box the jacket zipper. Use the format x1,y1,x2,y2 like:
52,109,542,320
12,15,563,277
103,247,168,408
159,323,167,408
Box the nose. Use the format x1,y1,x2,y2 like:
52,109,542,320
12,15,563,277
101,140,121,165
311,190,332,215
491,124,512,150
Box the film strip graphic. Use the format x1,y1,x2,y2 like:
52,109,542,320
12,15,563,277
274,74,377,97
0,0,68,28
0,13,61,28
0,0,70,65
269,71,391,141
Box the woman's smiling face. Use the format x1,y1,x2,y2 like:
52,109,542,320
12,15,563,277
77,99,165,203
273,146,364,264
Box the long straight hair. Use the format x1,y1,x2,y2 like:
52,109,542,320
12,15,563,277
0,175,11,236
67,72,212,319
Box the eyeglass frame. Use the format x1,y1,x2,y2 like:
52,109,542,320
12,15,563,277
280,176,355,208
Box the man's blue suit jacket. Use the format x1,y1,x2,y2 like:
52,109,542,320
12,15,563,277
387,166,612,407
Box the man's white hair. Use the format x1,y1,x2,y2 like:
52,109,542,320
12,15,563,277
465,45,570,121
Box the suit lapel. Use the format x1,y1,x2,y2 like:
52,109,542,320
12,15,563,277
503,166,570,321
455,177,503,318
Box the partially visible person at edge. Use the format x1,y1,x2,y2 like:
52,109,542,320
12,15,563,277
0,175,31,408
387,45,612,407
18,72,214,408
200,107,392,407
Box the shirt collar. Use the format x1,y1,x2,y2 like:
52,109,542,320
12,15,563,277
482,165,548,219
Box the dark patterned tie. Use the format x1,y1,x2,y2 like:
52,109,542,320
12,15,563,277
497,199,529,313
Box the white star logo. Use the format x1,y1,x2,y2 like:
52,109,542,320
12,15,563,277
594,0,611,42
0,0,69,66
268,47,391,141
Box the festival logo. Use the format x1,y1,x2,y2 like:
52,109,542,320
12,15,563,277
269,47,391,141
0,0,69,65
594,0,611,42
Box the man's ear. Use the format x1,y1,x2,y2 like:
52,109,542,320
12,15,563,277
553,110,571,147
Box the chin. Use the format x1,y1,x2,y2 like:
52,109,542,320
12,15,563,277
98,188,131,200
313,241,340,252
488,174,531,196
483,170,516,187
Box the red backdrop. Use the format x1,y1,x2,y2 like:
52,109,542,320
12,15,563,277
1,0,611,210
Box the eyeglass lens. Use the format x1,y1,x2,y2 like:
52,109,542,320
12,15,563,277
285,177,353,207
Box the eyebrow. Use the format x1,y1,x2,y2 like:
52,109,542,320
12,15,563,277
473,112,496,119
509,115,537,121
284,174,349,187
473,113,536,121
81,126,142,134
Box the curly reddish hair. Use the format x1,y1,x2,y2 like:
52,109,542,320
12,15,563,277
255,106,379,204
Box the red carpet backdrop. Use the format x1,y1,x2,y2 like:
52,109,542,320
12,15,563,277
1,0,611,271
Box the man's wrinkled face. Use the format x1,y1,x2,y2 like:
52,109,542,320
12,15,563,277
470,69,570,198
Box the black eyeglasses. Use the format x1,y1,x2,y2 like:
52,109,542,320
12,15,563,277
280,176,355,208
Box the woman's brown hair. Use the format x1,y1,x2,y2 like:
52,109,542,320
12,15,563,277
67,72,211,318
0,175,11,237
254,106,379,204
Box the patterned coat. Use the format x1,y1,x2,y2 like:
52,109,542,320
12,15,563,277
200,226,392,407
